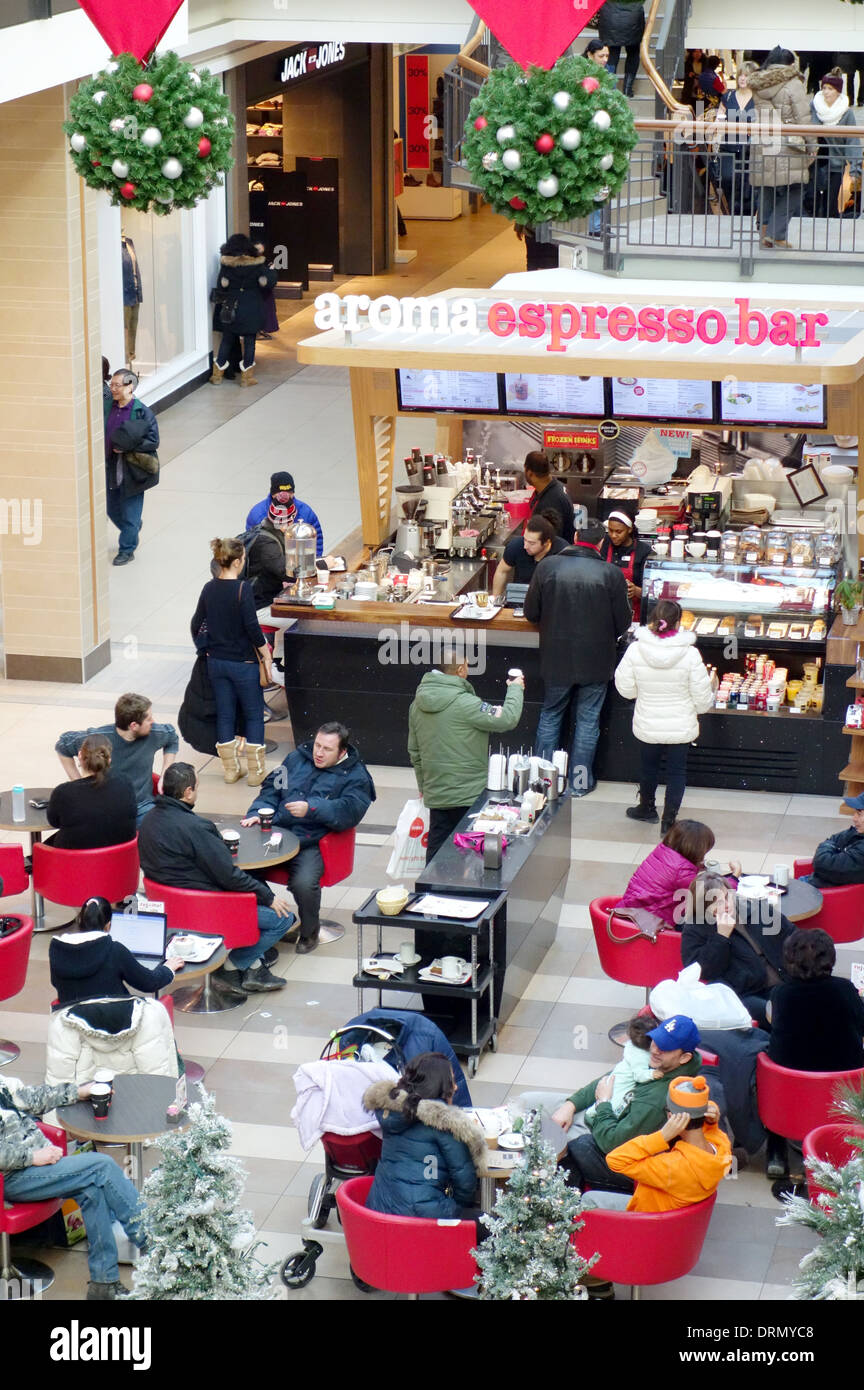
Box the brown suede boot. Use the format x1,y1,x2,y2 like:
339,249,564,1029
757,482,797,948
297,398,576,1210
239,366,258,386
209,362,225,384
216,739,243,784
246,743,267,785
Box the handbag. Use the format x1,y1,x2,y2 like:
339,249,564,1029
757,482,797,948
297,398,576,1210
605,904,664,942
239,582,270,686
210,285,238,326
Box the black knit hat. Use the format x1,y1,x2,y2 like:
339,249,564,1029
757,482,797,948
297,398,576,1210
270,471,295,494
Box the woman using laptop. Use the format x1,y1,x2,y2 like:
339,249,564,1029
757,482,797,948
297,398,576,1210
46,734,137,849
49,897,184,1008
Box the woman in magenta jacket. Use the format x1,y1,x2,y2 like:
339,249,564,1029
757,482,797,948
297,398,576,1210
619,820,740,929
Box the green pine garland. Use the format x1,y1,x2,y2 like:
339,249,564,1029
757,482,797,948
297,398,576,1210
777,1082,864,1300
63,51,234,215
474,1112,596,1299
463,56,637,226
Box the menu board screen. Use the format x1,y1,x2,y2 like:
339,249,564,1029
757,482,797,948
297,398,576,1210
610,376,716,423
719,379,827,427
396,369,501,414
503,373,606,418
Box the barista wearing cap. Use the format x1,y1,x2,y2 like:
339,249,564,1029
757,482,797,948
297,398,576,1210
584,1072,732,1213
598,511,652,621
245,471,324,556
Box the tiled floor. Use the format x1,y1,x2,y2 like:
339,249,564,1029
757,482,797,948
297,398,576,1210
1,211,854,1303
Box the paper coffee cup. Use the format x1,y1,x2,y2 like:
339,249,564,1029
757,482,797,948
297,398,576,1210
221,829,240,854
91,1083,111,1119
93,1069,114,1089
258,808,275,829
508,668,523,680
773,864,790,888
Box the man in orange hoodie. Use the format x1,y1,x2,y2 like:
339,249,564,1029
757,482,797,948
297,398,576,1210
581,1076,732,1212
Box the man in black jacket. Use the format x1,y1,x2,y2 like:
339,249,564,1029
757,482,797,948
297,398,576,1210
104,369,159,567
524,521,632,796
523,451,575,543
808,793,864,886
138,763,295,994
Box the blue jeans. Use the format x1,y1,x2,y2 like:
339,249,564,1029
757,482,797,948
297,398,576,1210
4,1152,144,1282
135,801,154,828
535,681,608,790
216,331,257,369
106,487,144,555
229,904,294,971
207,656,265,745
588,209,603,234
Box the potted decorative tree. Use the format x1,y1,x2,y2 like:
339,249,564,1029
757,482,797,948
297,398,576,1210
837,578,864,626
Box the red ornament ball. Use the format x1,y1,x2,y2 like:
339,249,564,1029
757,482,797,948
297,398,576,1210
132,83,153,102
119,182,137,200
197,136,212,157
473,116,488,130
581,76,600,93
534,133,555,154
509,195,527,210
91,159,101,167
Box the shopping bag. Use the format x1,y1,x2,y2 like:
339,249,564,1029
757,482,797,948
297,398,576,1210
386,798,429,878
649,962,753,1031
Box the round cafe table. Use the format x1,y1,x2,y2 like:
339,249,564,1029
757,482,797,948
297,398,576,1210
162,930,227,1024
774,876,822,923
0,786,52,930
57,1073,190,1192
203,812,299,872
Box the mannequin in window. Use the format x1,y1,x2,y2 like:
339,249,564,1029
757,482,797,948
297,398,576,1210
121,233,143,365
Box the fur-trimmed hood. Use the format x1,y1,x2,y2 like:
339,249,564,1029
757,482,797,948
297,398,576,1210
220,253,266,267
748,63,801,96
363,1080,487,1172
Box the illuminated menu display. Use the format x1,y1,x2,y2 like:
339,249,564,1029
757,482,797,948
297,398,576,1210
611,376,715,422
720,379,827,427
503,373,605,418
396,369,500,413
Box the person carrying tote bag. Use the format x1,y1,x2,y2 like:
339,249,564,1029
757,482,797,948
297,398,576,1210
614,600,715,833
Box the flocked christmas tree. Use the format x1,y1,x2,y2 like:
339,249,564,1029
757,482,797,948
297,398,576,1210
777,1081,864,1300
475,1111,595,1299
130,1089,278,1300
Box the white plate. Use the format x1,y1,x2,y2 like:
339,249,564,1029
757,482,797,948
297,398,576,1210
498,1131,526,1150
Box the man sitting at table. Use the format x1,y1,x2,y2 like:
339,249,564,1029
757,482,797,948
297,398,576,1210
55,692,178,827
806,792,864,886
0,1073,145,1300
138,762,295,995
241,722,375,955
491,513,570,600
520,1015,716,1196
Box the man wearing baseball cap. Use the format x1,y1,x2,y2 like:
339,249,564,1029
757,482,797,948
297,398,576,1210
245,472,324,555
552,1014,721,1198
807,792,864,887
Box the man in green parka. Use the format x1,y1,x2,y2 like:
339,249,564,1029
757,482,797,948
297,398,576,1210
408,659,524,863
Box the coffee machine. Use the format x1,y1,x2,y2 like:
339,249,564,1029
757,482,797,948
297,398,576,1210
395,485,426,556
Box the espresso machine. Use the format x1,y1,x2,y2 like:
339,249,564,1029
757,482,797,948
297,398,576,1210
395,485,427,556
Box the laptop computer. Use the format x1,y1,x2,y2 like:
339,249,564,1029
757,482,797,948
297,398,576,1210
109,910,168,970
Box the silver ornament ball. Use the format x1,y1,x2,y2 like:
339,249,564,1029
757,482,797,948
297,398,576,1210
592,110,612,132
560,127,581,150
593,184,611,202
103,61,119,75
140,126,162,148
496,124,516,144
92,90,107,105
183,106,204,129
111,159,129,178
161,157,183,180
156,194,174,204
481,150,499,170
188,71,202,87
552,91,571,111
109,118,127,135
501,148,521,171
599,153,614,171
537,174,559,198
70,132,87,153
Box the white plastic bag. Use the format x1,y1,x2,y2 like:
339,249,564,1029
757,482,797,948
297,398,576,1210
649,962,753,1031
386,798,429,879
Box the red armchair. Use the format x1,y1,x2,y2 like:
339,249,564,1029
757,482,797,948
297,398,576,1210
266,826,356,944
0,1119,68,1293
335,1175,478,1297
0,915,34,1065
791,859,864,943
142,877,257,1015
571,1194,716,1300
589,895,683,1044
802,1122,864,1211
756,1053,864,1144
0,844,28,899
32,839,140,912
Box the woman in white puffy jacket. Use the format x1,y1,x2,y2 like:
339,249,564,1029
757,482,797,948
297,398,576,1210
614,599,715,833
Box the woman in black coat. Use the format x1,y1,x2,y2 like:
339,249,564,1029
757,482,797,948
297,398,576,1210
597,0,645,97
46,734,137,850
209,233,278,388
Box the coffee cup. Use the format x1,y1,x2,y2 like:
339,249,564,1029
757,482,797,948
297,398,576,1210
508,668,523,681
773,863,790,888
687,542,707,558
258,807,275,830
474,590,489,608
441,955,463,980
399,941,419,966
220,829,240,855
653,539,669,556
91,1083,112,1120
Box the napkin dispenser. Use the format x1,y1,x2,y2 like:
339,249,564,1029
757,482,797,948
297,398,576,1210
483,830,503,869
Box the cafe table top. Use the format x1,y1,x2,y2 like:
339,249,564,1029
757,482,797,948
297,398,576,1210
201,813,299,872
0,787,53,835
57,1073,189,1145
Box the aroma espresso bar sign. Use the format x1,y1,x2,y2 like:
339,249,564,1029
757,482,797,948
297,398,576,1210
313,294,830,353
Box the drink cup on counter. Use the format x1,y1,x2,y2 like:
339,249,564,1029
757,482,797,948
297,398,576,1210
91,1083,112,1120
441,956,462,980
474,590,489,609
258,807,275,831
220,829,240,856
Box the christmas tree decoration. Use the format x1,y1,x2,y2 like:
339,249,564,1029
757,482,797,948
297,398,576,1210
70,132,87,152
474,116,488,131
464,54,636,224
92,90,107,105
599,152,614,171
119,182,137,200
777,1083,864,1300
129,1089,279,1301
64,50,233,215
509,195,527,209
102,60,119,75
581,75,600,93
482,151,500,169
475,1113,595,1299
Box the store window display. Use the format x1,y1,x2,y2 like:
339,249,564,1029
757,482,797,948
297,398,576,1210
121,233,142,366
117,208,193,379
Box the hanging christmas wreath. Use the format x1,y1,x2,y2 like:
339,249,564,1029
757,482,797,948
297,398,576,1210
463,55,637,224
63,50,234,215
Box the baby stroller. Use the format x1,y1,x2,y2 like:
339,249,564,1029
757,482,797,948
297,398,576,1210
281,1010,472,1290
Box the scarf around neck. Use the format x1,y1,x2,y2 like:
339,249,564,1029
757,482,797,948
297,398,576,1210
813,90,850,125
